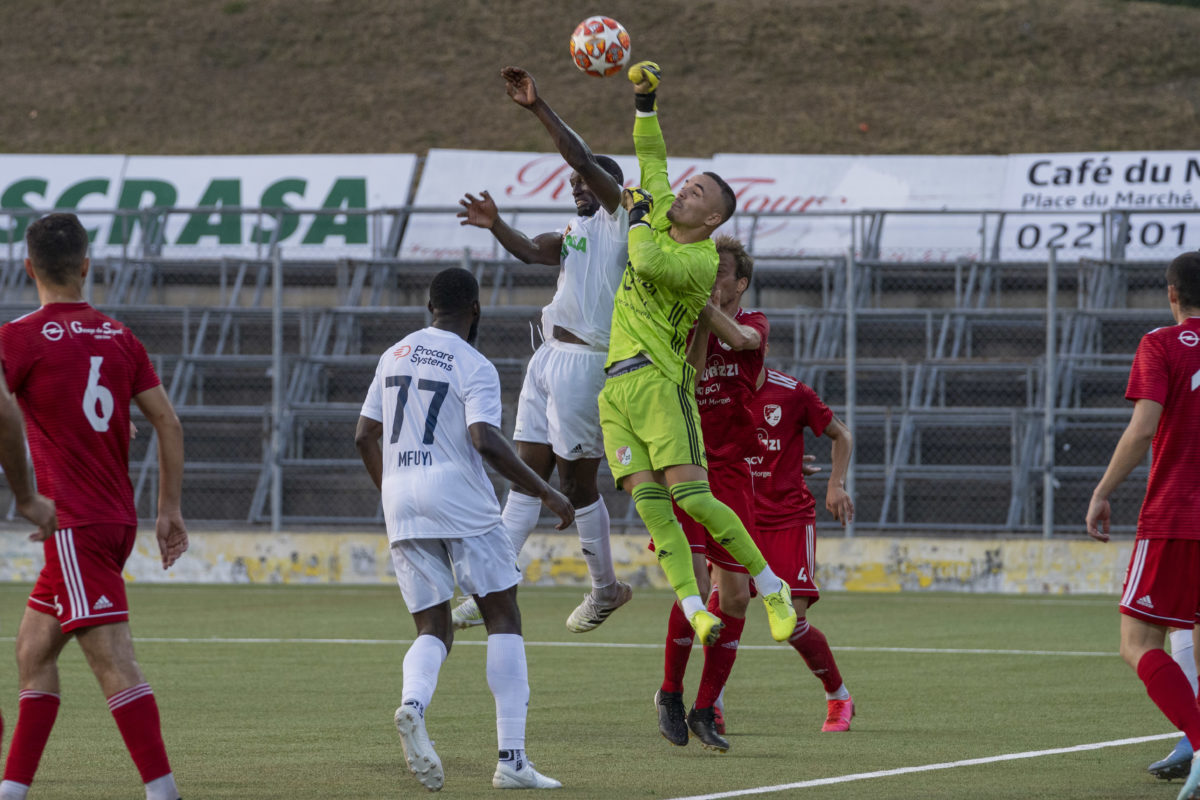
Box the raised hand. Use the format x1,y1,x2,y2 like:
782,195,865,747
627,60,661,94
457,191,499,230
501,66,538,107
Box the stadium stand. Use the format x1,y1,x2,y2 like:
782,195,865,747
0,232,1167,535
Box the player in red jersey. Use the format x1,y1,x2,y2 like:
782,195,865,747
653,235,767,752
741,367,855,732
0,214,187,800
1085,251,1200,800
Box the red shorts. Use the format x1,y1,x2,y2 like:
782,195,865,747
753,520,820,602
673,460,755,562
29,524,137,633
1119,538,1200,628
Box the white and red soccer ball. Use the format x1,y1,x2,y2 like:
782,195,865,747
569,16,631,78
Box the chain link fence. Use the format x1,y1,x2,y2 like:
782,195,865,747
0,207,1175,538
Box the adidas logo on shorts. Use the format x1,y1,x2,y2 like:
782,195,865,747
1136,595,1154,610
570,443,584,454
93,595,113,611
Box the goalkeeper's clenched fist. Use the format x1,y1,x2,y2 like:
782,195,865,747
621,187,654,228
627,60,660,112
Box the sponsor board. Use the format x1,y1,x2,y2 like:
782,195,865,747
400,148,713,260
710,153,1008,260
0,531,1133,593
0,154,417,258
1000,151,1200,261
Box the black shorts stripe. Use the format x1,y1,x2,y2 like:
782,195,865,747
677,384,703,465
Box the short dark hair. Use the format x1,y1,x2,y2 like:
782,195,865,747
595,155,624,186
26,213,89,285
1167,252,1200,309
429,267,479,314
703,171,737,224
714,235,753,284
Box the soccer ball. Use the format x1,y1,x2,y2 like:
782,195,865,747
569,16,631,78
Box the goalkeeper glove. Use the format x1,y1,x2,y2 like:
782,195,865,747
628,61,661,112
622,187,654,228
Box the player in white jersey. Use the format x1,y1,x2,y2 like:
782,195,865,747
355,267,574,792
455,66,631,633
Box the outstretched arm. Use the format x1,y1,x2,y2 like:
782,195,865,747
458,190,562,266
469,422,574,530
502,67,622,214
1086,398,1160,542
823,417,854,525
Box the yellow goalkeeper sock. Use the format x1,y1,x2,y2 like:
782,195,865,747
631,482,699,601
670,480,769,576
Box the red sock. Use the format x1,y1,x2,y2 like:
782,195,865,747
107,684,171,783
662,603,694,694
789,618,844,693
1138,650,1200,749
3,690,60,785
695,593,745,709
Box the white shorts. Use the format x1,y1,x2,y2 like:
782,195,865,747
512,338,606,460
390,526,521,613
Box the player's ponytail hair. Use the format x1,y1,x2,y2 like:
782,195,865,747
714,235,753,285
1167,252,1200,310
26,213,88,286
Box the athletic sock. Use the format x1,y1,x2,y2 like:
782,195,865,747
1169,628,1199,695
401,634,448,716
487,634,530,751
2,690,60,788
501,491,543,558
1137,649,1200,750
789,619,845,694
575,498,616,590
144,772,180,800
695,592,746,709
669,481,775,588
632,483,699,600
662,602,695,694
0,782,29,800
498,748,528,770
107,684,172,785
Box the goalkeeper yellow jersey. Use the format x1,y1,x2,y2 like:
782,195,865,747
605,112,719,388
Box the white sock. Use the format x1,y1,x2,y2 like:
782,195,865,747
714,687,725,712
826,683,851,701
0,781,30,800
751,564,784,596
575,498,616,589
1170,629,1199,694
501,491,543,557
681,594,706,619
145,772,179,800
487,633,530,751
401,634,448,715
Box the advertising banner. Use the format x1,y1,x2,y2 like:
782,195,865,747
710,154,1008,260
401,148,713,260
999,151,1200,261
0,154,418,259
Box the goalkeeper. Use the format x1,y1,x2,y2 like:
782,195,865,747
599,62,797,647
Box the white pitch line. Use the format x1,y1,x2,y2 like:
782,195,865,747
0,636,1115,657
661,732,1181,800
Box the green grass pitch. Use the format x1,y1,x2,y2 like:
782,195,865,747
0,583,1184,799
